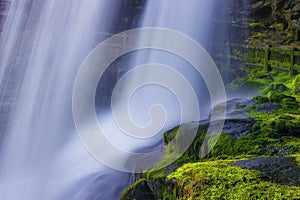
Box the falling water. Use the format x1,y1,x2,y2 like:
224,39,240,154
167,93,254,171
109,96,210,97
0,0,229,200
0,0,132,199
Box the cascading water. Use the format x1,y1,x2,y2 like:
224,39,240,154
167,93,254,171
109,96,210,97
0,0,228,199
0,0,132,199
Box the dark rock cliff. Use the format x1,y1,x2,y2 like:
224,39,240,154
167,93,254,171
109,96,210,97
247,0,300,48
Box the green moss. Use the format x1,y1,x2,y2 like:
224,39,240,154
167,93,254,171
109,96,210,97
240,94,300,155
144,167,168,180
164,126,179,145
273,137,300,154
206,134,235,158
270,115,300,138
226,75,267,93
252,95,269,103
236,95,300,155
281,97,300,111
269,23,285,31
295,155,300,167
127,67,300,199
119,179,150,200
145,126,208,177
292,74,300,95
166,160,300,200
260,82,289,94
163,93,300,160
170,126,207,162
199,134,221,159
272,71,293,85
233,132,267,156
228,62,300,97
249,22,264,28
267,91,295,102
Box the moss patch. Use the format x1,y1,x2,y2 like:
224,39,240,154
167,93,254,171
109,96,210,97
123,70,300,199
167,160,300,200
293,74,300,94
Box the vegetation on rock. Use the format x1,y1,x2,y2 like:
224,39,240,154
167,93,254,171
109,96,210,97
120,1,300,198
120,67,300,199
167,160,300,200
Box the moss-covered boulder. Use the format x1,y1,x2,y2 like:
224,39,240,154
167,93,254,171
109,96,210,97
252,95,269,103
121,96,300,199
207,133,235,157
235,157,300,186
166,160,300,200
267,91,296,102
269,114,300,138
265,82,289,93
281,97,300,111
163,98,256,161
121,160,300,200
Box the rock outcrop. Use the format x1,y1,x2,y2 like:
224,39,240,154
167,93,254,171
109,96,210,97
120,95,300,199
247,0,300,48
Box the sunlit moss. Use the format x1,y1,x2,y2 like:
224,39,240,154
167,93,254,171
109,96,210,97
206,133,235,158
295,155,300,167
267,91,295,102
166,160,300,200
293,74,300,95
123,67,300,199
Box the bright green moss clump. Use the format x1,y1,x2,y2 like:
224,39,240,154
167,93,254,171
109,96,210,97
252,95,269,103
167,160,300,200
263,82,289,93
267,91,295,102
293,74,300,95
295,155,300,167
122,69,300,200
206,134,235,158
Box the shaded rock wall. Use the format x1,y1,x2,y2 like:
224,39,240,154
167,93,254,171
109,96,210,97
248,0,300,49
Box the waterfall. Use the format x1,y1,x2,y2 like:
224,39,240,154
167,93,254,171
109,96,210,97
0,0,227,199
0,0,132,199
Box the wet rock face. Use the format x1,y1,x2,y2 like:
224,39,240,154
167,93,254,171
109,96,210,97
247,0,300,47
291,1,300,30
249,0,272,20
214,98,256,140
222,118,255,140
120,179,175,200
121,180,156,200
235,157,300,186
